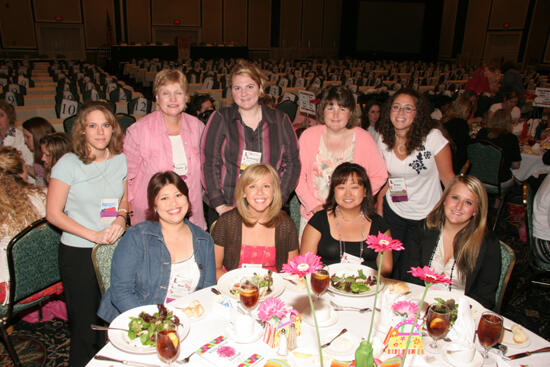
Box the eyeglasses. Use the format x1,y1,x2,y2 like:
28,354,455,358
391,105,416,114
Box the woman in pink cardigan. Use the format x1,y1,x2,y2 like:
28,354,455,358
124,69,206,229
296,86,387,239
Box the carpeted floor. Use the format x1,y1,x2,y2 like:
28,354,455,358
1,203,548,366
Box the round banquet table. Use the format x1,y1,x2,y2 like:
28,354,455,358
86,280,550,367
512,152,550,181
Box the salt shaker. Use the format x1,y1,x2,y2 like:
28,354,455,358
278,329,288,356
287,324,297,350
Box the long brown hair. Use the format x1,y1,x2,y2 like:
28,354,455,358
71,101,123,164
426,175,488,280
39,132,73,181
22,117,55,164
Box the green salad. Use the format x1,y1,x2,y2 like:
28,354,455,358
127,304,181,346
229,271,273,296
330,269,376,294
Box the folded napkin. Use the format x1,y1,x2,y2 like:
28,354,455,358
447,296,476,357
375,288,399,332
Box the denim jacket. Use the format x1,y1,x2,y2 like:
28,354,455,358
98,220,216,322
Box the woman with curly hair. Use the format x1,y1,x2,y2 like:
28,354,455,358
46,101,128,366
375,88,454,279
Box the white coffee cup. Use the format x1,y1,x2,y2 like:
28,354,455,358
233,314,255,338
315,303,332,322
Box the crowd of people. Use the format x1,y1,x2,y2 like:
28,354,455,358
1,58,549,366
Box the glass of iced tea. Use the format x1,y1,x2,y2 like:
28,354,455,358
425,304,451,353
156,329,180,366
310,269,330,301
477,312,503,360
239,282,260,313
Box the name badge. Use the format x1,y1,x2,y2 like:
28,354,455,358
100,198,118,225
240,150,262,172
341,252,363,265
389,178,408,202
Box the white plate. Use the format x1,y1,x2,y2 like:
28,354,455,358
303,307,338,328
225,320,263,344
442,344,483,367
324,332,360,358
169,298,208,323
327,263,383,297
217,268,284,300
501,327,531,348
108,304,190,354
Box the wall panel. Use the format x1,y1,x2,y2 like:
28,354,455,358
301,0,323,49
524,0,550,64
248,0,271,49
483,30,522,61
224,0,247,45
152,0,200,26
82,0,115,48
126,0,151,43
461,0,491,62
438,0,458,58
0,0,35,48
489,0,529,29
322,0,341,50
202,0,223,43
33,0,81,22
280,0,301,48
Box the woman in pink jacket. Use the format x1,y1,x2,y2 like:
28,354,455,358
124,69,206,229
296,86,387,239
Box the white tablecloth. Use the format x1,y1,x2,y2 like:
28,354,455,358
512,153,550,181
86,282,550,367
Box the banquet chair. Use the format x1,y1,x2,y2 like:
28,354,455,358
63,114,78,133
277,100,298,122
0,218,63,367
495,241,515,313
115,113,137,133
466,141,508,230
523,183,550,286
92,239,121,295
289,193,301,233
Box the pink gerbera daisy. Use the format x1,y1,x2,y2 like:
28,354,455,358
408,266,452,285
366,232,404,253
282,252,323,278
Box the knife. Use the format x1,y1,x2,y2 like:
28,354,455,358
507,346,550,360
94,355,161,367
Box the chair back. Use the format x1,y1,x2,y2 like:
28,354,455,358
92,240,120,295
116,113,137,133
289,193,301,232
466,141,504,194
495,241,515,312
5,218,61,320
277,100,298,122
63,114,78,133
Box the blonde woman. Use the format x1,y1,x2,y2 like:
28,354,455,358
212,163,299,280
403,175,501,310
46,101,128,366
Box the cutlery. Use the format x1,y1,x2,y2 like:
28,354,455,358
507,346,550,360
176,350,197,364
211,287,221,296
94,355,160,367
330,300,371,313
284,277,298,286
321,328,348,348
90,324,129,332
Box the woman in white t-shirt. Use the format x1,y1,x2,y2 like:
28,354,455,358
376,88,455,279
488,90,520,124
532,175,550,264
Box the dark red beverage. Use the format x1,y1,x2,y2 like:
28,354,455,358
478,313,503,348
311,270,329,296
156,330,179,363
427,315,450,338
239,284,259,310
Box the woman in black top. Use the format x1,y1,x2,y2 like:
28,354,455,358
443,96,472,174
300,162,392,275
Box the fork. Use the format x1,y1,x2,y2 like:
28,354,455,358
176,350,196,364
330,300,371,313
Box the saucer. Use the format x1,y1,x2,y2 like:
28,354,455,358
324,332,359,358
501,328,531,348
442,345,483,367
303,309,338,328
226,321,263,344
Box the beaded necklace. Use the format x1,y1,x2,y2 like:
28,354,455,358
334,207,366,261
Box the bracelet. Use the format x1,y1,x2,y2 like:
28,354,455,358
117,213,127,219
118,208,128,214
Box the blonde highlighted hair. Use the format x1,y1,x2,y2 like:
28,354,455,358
426,175,488,280
234,163,282,227
71,101,123,164
229,59,266,96
0,147,45,237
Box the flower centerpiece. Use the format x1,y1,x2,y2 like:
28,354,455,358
258,297,300,348
362,232,404,366
392,301,418,321
282,253,324,365
400,266,452,367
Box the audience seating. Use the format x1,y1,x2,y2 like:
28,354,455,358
91,240,121,295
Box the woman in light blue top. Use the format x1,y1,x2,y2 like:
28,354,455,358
46,101,128,367
98,171,216,323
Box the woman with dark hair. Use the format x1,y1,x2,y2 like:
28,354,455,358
46,101,128,366
360,99,382,141
98,171,216,323
301,162,392,275
296,86,387,239
212,163,298,279
442,96,473,174
488,90,520,123
22,117,55,185
403,175,500,310
375,88,454,279
39,132,72,183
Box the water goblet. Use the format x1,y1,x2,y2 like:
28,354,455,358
425,304,451,354
477,312,503,361
156,328,180,366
